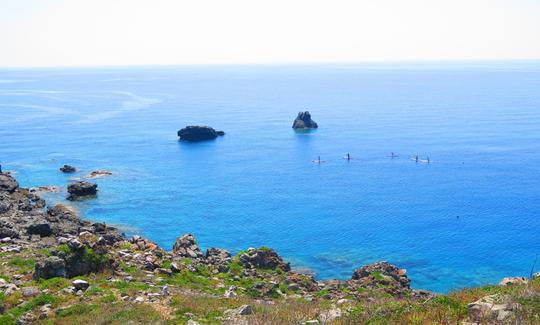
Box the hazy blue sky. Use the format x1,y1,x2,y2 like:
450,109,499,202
1,0,540,67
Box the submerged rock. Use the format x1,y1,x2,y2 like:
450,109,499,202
177,126,225,141
29,186,61,194
59,165,77,173
67,181,97,200
292,111,318,129
86,170,113,179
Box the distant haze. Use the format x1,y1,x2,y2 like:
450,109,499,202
1,0,540,68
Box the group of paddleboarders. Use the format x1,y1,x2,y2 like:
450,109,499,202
313,153,431,164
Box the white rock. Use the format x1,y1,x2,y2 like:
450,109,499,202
72,279,90,291
39,304,52,319
22,286,40,297
236,304,253,315
224,285,237,298
468,295,519,323
4,283,18,296
225,304,253,317
499,277,528,286
319,307,341,323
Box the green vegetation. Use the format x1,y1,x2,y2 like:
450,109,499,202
8,257,35,272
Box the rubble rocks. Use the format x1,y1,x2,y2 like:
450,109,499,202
173,234,203,259
205,247,231,272
468,295,520,323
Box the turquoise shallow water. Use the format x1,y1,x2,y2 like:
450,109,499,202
1,63,540,293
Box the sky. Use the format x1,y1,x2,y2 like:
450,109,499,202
1,0,540,68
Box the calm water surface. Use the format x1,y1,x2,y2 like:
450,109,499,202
1,62,539,293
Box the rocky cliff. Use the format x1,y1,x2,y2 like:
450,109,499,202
0,172,538,324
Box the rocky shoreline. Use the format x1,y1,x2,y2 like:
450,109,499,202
1,172,538,324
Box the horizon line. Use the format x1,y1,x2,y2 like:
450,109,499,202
1,58,540,71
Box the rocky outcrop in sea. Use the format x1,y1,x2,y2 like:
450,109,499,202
67,181,97,200
59,165,76,173
177,126,225,141
292,111,318,129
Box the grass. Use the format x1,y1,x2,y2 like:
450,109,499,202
48,303,164,325
1,294,60,324
37,277,71,290
8,257,35,272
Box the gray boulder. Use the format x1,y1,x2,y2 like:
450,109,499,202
34,256,66,279
238,247,291,271
292,111,318,129
0,173,19,193
27,223,53,237
67,181,97,200
177,126,225,142
0,227,19,239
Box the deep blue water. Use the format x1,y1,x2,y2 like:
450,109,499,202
1,62,540,293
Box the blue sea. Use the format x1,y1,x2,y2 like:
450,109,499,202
1,62,539,293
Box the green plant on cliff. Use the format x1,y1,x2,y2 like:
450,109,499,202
81,247,107,266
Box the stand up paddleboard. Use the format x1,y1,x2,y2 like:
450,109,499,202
410,158,431,163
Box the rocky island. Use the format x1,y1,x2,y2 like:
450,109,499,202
59,165,76,173
178,126,225,142
0,172,538,324
292,111,318,129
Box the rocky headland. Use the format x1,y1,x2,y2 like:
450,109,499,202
0,172,539,324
